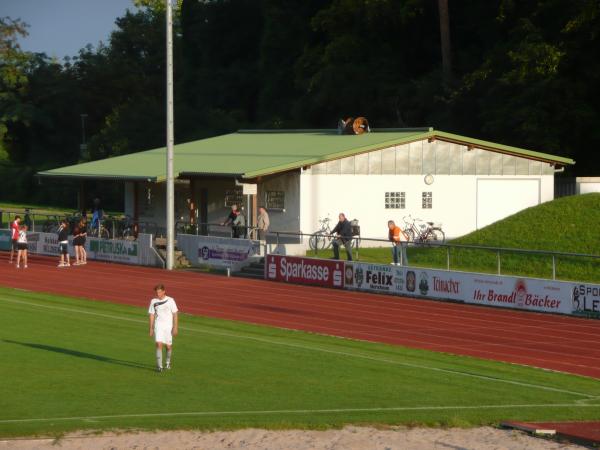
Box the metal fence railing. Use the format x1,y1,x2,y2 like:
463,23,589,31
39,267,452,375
262,230,600,282
3,210,596,282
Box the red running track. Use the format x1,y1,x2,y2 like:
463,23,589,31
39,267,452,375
2,252,600,378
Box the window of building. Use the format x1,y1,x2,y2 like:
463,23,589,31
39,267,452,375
385,192,405,209
224,188,243,207
265,191,285,210
422,192,432,209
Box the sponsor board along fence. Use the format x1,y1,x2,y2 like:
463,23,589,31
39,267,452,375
265,254,599,317
177,234,261,270
0,230,161,266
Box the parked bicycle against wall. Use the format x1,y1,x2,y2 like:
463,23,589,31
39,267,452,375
402,215,445,244
309,217,359,250
309,217,334,250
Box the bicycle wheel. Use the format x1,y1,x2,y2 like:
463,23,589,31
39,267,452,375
99,227,110,239
428,228,445,244
431,228,446,244
404,229,415,243
309,231,328,251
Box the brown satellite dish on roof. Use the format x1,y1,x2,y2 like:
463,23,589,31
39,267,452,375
353,117,370,134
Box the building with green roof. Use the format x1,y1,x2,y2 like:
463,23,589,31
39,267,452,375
38,128,573,247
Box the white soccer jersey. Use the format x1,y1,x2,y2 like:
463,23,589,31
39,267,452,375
17,230,27,244
148,296,178,329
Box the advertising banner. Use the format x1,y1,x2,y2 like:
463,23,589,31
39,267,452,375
0,229,11,251
342,260,575,315
266,255,344,288
86,237,139,264
465,274,571,314
571,282,600,315
197,236,260,268
344,262,405,294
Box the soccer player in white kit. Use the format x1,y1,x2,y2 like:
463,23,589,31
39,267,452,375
148,284,179,372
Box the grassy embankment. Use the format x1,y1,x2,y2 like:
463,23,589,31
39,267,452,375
309,194,600,282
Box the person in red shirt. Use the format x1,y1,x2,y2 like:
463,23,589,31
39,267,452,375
388,220,409,266
9,215,21,264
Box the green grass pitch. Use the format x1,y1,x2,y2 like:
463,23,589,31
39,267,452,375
1,287,600,437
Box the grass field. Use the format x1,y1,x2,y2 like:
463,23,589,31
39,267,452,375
2,287,600,438
309,194,600,282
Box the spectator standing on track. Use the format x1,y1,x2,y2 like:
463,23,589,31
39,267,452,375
388,220,409,266
16,224,28,269
73,220,87,265
57,219,71,267
331,213,353,261
8,215,21,264
148,284,179,372
257,206,270,241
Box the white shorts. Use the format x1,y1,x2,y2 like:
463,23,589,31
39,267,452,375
154,326,173,345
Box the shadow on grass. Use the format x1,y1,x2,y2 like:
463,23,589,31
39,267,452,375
2,339,155,371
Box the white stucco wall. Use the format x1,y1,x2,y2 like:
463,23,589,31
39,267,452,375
576,178,600,194
300,173,554,244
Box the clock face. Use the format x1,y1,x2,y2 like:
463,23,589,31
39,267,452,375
424,174,434,185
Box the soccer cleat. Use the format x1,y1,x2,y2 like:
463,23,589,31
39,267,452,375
16,265,20,269
166,363,171,370
156,366,163,373
58,263,65,267
24,265,28,268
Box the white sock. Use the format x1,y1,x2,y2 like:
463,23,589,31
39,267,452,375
166,349,172,366
156,349,163,368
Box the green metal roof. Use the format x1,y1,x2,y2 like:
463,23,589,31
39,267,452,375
38,128,574,181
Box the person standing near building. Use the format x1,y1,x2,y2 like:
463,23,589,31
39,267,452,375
221,204,239,238
16,224,28,269
57,219,70,267
148,284,179,372
388,220,409,266
331,213,353,261
8,215,21,264
257,206,270,241
233,208,246,238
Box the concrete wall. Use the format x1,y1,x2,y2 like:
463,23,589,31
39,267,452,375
257,170,301,232
576,178,600,194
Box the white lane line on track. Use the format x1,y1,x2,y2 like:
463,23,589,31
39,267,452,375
2,296,597,399
1,403,599,424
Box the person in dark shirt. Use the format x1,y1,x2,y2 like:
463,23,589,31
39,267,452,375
222,204,242,238
331,213,353,261
57,219,71,267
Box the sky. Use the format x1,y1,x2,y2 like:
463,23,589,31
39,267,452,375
2,0,134,59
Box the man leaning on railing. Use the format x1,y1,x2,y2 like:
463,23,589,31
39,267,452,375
331,213,353,261
388,220,409,266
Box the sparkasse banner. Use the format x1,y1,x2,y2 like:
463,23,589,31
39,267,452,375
266,255,344,288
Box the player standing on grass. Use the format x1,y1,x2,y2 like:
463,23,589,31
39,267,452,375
148,284,178,372
8,215,21,264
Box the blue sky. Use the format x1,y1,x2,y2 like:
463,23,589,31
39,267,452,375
2,0,134,59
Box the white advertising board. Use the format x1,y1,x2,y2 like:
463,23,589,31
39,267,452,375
343,262,576,315
196,236,260,268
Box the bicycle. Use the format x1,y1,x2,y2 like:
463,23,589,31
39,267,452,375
402,215,445,244
309,217,359,251
88,218,110,239
309,217,334,250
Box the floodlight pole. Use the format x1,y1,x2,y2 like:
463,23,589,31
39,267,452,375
165,0,175,270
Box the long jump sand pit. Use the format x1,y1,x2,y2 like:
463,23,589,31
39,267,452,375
0,426,585,449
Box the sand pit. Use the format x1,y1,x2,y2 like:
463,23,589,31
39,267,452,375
0,426,584,449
